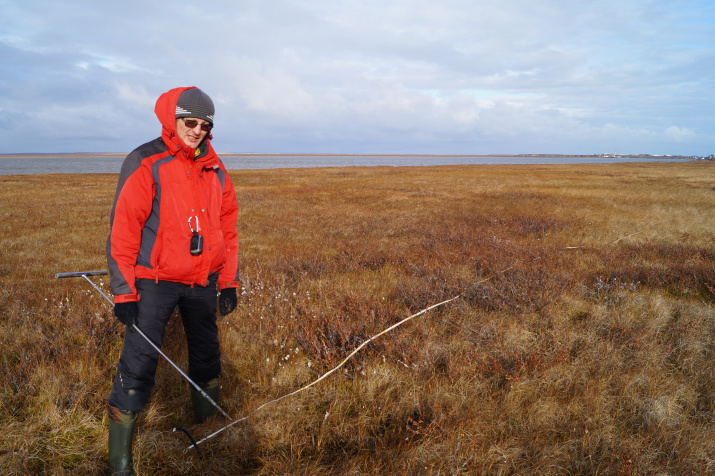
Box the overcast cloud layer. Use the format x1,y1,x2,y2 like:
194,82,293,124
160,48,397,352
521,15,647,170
1,0,713,155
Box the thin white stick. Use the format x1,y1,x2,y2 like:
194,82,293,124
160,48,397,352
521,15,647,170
608,230,644,245
187,295,461,450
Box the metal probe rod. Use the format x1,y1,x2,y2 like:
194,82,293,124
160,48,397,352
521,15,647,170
56,271,232,420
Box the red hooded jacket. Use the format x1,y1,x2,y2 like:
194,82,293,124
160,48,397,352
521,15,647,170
106,87,240,303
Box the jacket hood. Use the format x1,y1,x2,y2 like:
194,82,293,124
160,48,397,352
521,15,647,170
154,86,217,164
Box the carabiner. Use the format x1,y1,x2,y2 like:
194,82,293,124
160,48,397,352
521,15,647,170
188,215,200,233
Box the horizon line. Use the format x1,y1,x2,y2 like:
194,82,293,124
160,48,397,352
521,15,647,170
0,152,699,159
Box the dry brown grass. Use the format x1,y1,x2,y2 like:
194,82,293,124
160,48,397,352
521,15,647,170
0,161,713,475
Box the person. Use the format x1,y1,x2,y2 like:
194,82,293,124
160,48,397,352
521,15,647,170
105,86,240,475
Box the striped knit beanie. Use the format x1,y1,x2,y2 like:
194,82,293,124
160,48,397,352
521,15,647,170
175,88,215,124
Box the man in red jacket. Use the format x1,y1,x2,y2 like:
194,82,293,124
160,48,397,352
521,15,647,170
105,87,239,475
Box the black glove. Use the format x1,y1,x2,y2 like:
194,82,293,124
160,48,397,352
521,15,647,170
114,302,138,327
219,288,237,316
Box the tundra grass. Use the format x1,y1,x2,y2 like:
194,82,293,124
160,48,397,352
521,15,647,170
0,162,713,474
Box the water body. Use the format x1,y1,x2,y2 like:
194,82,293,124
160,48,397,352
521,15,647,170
0,154,688,176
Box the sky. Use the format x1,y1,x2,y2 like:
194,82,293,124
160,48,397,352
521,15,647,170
1,0,713,156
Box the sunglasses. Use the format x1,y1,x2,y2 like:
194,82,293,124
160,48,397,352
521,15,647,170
181,118,213,132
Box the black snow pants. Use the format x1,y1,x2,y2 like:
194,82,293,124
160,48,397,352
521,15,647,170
108,275,221,413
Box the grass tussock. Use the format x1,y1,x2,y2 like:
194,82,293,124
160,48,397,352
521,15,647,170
1,161,714,474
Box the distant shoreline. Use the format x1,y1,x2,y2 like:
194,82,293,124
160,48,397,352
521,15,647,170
0,152,697,160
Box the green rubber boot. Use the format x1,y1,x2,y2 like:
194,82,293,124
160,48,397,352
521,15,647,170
107,405,136,475
191,378,220,423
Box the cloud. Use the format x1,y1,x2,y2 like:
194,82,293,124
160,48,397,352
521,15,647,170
1,0,714,155
114,84,155,108
664,126,696,142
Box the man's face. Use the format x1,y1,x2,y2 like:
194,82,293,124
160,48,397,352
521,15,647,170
175,117,211,149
